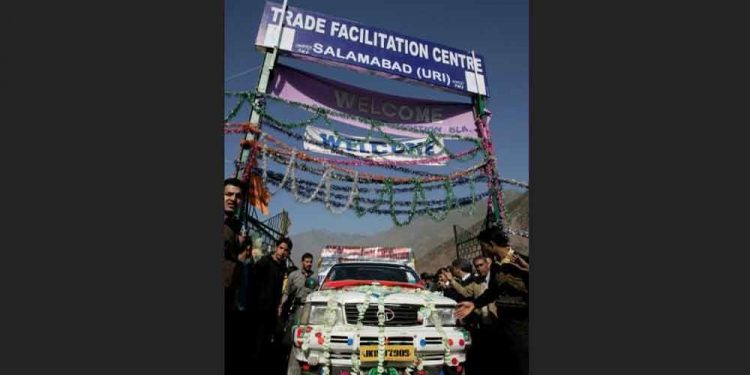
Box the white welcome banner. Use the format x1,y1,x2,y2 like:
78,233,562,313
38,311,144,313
303,125,447,166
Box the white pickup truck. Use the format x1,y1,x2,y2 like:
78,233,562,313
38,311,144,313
287,261,469,375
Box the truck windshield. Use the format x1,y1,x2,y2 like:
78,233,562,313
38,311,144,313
326,264,419,284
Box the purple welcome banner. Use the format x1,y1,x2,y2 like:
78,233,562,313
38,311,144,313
267,64,479,139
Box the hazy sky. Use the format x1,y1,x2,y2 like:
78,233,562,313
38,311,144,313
225,0,528,235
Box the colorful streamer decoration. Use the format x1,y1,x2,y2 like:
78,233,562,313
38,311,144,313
225,83,526,230
225,90,483,158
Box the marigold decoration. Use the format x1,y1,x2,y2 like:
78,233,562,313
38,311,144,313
247,174,270,214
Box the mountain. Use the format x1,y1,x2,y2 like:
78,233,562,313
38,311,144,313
413,190,529,273
289,188,528,274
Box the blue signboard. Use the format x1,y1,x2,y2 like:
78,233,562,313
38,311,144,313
255,1,489,97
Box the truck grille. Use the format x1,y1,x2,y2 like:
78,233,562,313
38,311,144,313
330,336,349,344
344,304,421,326
424,337,443,345
330,352,353,360
359,336,414,345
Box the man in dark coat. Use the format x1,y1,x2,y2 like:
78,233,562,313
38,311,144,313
443,256,495,375
455,226,529,375
223,178,249,375
247,237,292,367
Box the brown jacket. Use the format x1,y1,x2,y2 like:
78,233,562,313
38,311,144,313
449,276,498,322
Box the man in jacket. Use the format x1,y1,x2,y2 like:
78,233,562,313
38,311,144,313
442,255,496,375
247,237,292,367
223,177,248,375
281,252,315,316
455,226,529,375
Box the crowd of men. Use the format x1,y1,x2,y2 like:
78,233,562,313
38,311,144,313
421,228,530,375
224,177,529,375
224,178,317,374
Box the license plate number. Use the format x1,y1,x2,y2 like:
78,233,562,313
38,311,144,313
359,345,414,362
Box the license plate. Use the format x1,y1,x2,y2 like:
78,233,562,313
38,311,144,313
359,345,414,362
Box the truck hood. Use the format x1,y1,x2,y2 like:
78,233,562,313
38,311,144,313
307,288,456,306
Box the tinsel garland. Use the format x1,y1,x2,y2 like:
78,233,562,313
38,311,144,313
325,169,359,215
417,179,453,221
474,113,509,226
260,104,458,159
301,323,311,356
263,93,482,146
244,160,524,193
228,120,483,168
274,122,459,175
352,181,389,217
264,142,297,195
260,142,362,211
225,91,524,231
260,156,512,228
265,175,487,218
228,93,483,177
343,286,429,375
334,286,451,371
267,171,483,208
252,166,489,194
236,127,529,197
258,123,481,177
224,91,484,161
376,294,386,374
224,92,253,122
350,290,372,375
258,150,488,188
351,352,361,375
380,179,419,226
321,296,339,375
261,142,488,185
413,178,479,219
259,149,484,225
261,149,486,224
498,178,529,189
258,130,487,181
228,123,488,195
296,163,332,204
419,291,452,366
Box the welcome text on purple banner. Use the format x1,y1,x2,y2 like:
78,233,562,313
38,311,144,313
268,64,479,139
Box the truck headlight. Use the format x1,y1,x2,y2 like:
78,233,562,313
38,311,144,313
308,303,341,325
426,306,456,327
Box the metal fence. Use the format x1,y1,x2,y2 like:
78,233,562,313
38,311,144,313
453,224,483,262
246,208,289,255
